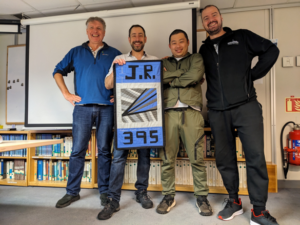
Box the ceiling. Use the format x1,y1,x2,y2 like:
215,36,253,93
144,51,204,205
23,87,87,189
0,0,299,20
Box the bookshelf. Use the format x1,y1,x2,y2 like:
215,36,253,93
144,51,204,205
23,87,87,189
27,130,95,189
0,130,278,195
0,130,31,186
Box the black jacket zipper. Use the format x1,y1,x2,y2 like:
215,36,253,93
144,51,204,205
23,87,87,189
210,43,225,109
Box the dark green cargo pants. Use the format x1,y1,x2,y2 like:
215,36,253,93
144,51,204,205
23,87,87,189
159,108,209,196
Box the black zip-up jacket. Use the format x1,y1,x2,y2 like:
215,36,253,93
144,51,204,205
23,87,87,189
199,27,279,110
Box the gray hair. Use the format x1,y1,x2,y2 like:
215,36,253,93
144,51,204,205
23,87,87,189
86,17,106,30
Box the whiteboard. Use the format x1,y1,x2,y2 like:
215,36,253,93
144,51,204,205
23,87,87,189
26,9,194,127
6,45,26,124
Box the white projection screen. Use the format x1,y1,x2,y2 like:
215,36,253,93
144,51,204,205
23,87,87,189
25,8,197,127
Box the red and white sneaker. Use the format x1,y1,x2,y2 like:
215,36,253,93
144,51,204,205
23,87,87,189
250,209,279,225
217,198,243,221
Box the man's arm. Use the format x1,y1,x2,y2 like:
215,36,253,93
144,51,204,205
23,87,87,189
244,29,279,81
105,57,125,89
54,73,81,106
170,54,205,88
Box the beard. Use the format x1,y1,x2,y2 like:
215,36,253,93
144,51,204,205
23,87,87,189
131,41,144,52
205,20,223,36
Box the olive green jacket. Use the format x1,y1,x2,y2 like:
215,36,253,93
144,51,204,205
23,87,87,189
162,52,205,109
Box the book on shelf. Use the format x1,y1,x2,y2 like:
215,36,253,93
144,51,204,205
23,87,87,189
0,134,27,157
122,159,247,189
33,159,92,183
34,135,91,157
0,159,26,180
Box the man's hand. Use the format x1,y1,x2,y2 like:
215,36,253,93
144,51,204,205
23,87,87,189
114,58,126,66
63,92,81,106
164,67,167,72
200,78,205,85
162,56,169,59
110,95,114,103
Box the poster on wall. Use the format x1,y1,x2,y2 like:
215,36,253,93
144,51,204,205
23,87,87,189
286,96,300,112
114,60,165,150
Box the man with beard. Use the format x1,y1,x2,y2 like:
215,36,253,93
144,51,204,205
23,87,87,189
98,24,158,220
199,5,279,225
53,17,121,208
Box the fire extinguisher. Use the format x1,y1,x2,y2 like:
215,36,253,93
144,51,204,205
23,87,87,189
281,121,300,179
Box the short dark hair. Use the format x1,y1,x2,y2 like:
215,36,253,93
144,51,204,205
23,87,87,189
169,29,189,43
129,25,146,37
200,5,221,20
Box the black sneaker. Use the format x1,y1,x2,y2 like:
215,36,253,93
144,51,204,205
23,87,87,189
196,196,213,216
218,198,243,221
97,198,120,220
100,193,109,206
136,190,153,209
250,209,279,225
55,194,80,208
156,195,176,214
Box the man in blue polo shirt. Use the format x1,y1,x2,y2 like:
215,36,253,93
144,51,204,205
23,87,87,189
53,17,121,208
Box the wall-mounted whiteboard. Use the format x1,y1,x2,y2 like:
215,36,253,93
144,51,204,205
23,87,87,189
25,9,195,127
6,45,26,125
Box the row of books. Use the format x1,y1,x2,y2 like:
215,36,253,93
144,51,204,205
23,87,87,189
35,135,91,157
0,159,27,180
123,160,162,184
33,159,92,182
177,134,244,160
123,160,247,188
0,135,27,157
125,149,159,159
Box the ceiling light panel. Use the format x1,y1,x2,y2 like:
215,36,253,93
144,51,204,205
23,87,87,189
84,1,133,11
40,6,86,17
0,0,34,14
234,0,287,8
201,0,235,9
23,0,79,10
131,0,183,7
78,0,122,5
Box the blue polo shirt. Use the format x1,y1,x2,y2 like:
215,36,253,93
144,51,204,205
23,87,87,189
53,41,121,105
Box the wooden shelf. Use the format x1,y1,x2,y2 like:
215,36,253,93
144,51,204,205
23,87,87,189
0,129,278,196
0,179,27,186
32,156,92,160
115,183,249,195
28,180,92,188
0,131,31,134
125,157,246,162
29,130,72,134
0,156,27,159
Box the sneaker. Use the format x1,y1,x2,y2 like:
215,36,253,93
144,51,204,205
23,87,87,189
55,194,80,208
97,198,120,220
136,190,153,209
250,209,279,225
156,195,176,214
196,196,213,216
100,193,109,206
217,198,243,221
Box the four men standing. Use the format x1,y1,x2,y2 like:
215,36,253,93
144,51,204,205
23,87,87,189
52,4,280,224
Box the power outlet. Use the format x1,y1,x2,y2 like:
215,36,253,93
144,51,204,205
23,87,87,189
282,57,294,67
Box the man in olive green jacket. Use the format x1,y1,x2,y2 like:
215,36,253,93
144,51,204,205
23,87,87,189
156,29,212,216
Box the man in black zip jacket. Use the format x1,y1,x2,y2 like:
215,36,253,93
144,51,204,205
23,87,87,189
199,5,280,225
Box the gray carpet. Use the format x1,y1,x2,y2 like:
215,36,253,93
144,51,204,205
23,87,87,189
0,186,298,225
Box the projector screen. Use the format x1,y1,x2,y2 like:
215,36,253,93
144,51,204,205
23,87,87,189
25,9,196,127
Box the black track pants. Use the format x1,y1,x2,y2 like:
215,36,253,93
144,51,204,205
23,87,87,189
209,100,268,206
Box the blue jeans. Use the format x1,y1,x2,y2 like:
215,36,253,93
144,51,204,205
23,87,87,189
108,147,150,202
67,105,114,196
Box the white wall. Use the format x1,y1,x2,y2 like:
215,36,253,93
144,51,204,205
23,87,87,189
274,6,300,180
0,33,26,130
